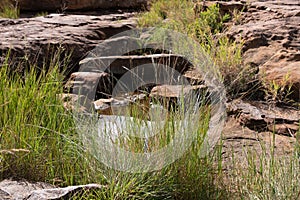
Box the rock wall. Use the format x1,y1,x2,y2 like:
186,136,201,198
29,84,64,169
17,0,149,11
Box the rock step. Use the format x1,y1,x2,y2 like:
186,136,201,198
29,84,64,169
18,0,149,11
79,54,193,75
0,13,137,71
65,72,113,100
227,99,300,136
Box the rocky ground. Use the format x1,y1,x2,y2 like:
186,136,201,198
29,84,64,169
0,0,299,198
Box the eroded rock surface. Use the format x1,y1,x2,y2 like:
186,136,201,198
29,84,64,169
222,0,300,101
18,0,149,11
0,179,103,200
0,12,137,72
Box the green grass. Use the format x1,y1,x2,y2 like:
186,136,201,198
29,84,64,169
227,140,300,200
0,0,19,19
138,0,255,99
0,48,226,199
0,49,94,185
0,0,299,199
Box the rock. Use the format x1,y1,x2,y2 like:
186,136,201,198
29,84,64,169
79,54,193,75
0,12,137,73
26,183,104,200
150,84,208,110
0,179,104,200
57,93,94,113
259,49,300,101
94,93,149,118
227,99,299,136
221,117,296,173
224,0,300,102
0,179,55,200
66,72,113,100
182,67,205,85
18,0,149,11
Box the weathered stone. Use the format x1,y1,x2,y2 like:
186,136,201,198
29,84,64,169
0,179,104,200
0,13,137,72
79,54,193,75
0,179,55,200
94,93,149,118
150,84,208,110
222,117,296,173
67,71,113,100
227,99,300,136
223,0,300,101
18,0,149,11
57,93,94,113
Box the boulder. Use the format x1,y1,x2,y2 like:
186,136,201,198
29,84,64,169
94,93,149,118
17,0,149,11
66,72,113,100
57,93,94,113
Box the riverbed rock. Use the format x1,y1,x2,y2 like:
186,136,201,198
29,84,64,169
0,179,104,200
223,0,300,102
227,99,300,136
79,54,193,75
58,93,94,113
0,12,137,73
66,71,113,100
17,0,149,11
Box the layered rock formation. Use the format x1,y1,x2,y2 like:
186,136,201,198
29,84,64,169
17,0,149,11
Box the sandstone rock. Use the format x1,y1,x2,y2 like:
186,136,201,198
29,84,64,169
58,93,94,113
0,12,137,73
94,93,149,118
222,117,296,173
18,0,149,11
0,179,54,200
79,54,192,75
150,84,208,111
227,99,299,136
67,72,113,100
223,0,300,102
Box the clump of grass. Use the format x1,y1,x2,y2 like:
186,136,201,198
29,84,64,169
0,49,98,185
0,0,20,19
228,141,300,199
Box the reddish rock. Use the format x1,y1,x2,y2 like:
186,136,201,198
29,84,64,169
0,13,137,72
17,0,149,11
223,0,300,102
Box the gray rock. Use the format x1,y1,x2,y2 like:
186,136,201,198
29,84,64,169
67,72,113,100
0,179,104,200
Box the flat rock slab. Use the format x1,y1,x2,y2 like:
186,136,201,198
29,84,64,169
67,71,113,100
227,99,300,136
79,54,193,75
0,179,103,200
18,0,148,11
0,12,137,72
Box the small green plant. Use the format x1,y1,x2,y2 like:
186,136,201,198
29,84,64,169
0,0,20,19
262,72,293,105
35,11,48,17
